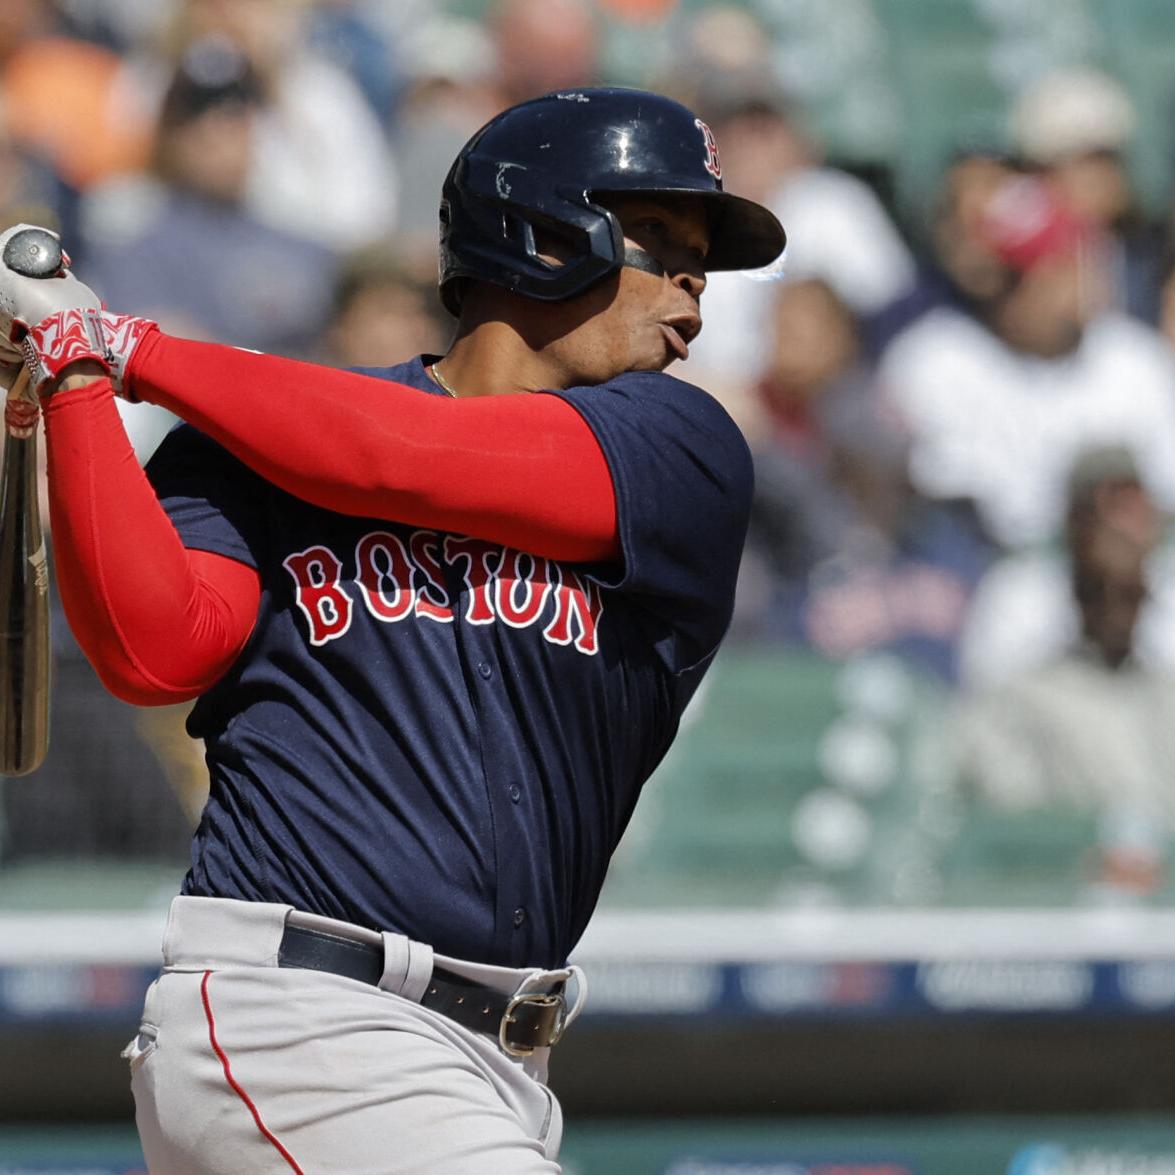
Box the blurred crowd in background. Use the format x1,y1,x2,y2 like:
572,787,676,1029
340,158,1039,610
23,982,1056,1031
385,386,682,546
5,0,1175,908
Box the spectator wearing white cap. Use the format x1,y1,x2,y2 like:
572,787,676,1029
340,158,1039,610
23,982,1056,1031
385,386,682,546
1010,66,1166,325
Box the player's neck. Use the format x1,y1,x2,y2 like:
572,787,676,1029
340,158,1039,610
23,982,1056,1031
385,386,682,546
436,320,577,397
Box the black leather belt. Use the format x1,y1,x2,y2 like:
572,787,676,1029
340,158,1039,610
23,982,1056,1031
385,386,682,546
277,923,567,1056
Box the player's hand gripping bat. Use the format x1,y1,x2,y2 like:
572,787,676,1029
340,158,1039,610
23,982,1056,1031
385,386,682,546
0,227,65,776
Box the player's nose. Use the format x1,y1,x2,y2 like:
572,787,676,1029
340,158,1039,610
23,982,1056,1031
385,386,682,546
670,265,706,301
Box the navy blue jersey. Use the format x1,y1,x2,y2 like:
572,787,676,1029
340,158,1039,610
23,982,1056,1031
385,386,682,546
145,357,752,967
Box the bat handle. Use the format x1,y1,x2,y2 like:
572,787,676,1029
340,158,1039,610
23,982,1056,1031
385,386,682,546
0,426,50,775
0,230,61,776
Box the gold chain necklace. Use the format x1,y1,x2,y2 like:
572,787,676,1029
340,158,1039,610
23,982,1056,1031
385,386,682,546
428,362,459,398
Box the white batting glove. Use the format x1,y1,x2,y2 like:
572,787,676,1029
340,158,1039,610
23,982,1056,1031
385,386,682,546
0,223,156,399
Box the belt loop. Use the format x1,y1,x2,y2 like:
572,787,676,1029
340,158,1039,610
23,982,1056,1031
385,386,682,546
562,964,588,1031
380,932,434,1003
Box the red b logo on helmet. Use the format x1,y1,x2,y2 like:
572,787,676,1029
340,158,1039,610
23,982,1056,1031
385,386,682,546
695,119,722,180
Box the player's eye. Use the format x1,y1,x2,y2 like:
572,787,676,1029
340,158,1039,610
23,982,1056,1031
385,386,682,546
630,215,708,269
633,217,668,239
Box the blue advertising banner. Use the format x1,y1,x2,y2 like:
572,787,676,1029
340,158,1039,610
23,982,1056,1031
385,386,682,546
5,958,1175,1026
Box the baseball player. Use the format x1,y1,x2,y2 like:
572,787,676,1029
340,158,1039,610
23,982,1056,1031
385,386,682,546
0,88,785,1173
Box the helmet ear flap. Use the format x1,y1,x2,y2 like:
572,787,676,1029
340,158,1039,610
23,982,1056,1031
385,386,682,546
511,201,664,279
441,161,626,312
502,210,567,270
519,206,626,274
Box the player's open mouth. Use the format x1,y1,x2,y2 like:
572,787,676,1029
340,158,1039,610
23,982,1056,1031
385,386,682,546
661,316,701,361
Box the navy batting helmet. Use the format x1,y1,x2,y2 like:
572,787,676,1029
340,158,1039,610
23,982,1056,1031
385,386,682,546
438,87,787,315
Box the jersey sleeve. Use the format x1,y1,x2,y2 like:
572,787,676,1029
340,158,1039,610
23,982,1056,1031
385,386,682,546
145,423,269,568
548,372,753,672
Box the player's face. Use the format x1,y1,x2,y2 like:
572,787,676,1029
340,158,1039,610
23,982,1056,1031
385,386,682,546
536,195,710,383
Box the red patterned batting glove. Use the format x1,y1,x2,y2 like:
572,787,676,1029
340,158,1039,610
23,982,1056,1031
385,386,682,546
21,307,157,400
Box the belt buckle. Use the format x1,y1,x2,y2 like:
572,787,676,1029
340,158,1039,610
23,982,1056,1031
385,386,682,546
499,991,567,1057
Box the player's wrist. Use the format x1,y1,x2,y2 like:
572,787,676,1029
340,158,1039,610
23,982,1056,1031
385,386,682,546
47,359,109,396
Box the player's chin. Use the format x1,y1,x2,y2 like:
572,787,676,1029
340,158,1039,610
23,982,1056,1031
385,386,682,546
627,354,676,376
616,333,682,377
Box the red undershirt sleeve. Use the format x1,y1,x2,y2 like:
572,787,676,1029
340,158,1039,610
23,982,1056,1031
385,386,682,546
44,333,622,703
43,380,260,705
125,331,620,565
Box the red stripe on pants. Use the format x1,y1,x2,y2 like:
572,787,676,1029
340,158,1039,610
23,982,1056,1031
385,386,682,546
200,970,306,1173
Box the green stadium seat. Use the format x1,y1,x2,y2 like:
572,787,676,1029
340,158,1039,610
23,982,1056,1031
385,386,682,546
599,649,944,909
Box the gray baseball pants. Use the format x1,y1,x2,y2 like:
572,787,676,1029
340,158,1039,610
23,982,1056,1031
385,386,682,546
123,896,585,1174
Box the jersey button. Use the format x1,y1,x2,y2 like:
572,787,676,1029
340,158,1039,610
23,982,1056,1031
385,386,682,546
508,784,521,803
477,661,493,680
513,907,526,928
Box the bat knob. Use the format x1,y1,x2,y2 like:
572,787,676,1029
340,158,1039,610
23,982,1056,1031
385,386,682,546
3,229,64,279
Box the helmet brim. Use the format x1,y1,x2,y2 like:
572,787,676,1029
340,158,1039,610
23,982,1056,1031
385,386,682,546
704,190,788,272
590,187,787,273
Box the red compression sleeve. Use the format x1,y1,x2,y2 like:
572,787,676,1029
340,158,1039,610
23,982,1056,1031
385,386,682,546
126,332,620,564
43,380,260,704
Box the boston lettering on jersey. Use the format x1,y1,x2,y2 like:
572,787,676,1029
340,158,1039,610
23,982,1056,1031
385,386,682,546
282,529,604,653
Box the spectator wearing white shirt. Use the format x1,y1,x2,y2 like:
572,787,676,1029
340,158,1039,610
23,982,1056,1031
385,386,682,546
878,172,1175,550
947,447,1175,899
158,0,397,251
677,90,917,433
958,446,1175,689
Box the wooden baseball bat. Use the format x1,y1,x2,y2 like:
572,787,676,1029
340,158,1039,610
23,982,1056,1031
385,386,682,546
0,369,50,776
0,228,65,776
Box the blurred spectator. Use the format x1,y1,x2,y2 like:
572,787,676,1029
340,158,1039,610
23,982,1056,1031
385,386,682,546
0,97,70,235
392,0,601,270
388,0,602,268
747,107,916,321
1158,258,1175,357
734,279,992,681
158,0,397,250
1009,66,1166,325
957,446,1175,690
320,245,450,369
920,150,1019,310
679,78,917,413
878,171,1175,549
80,38,337,360
305,0,404,126
0,0,153,192
598,0,679,18
388,19,501,266
487,0,601,109
946,446,1175,899
845,149,1022,357
47,0,180,54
